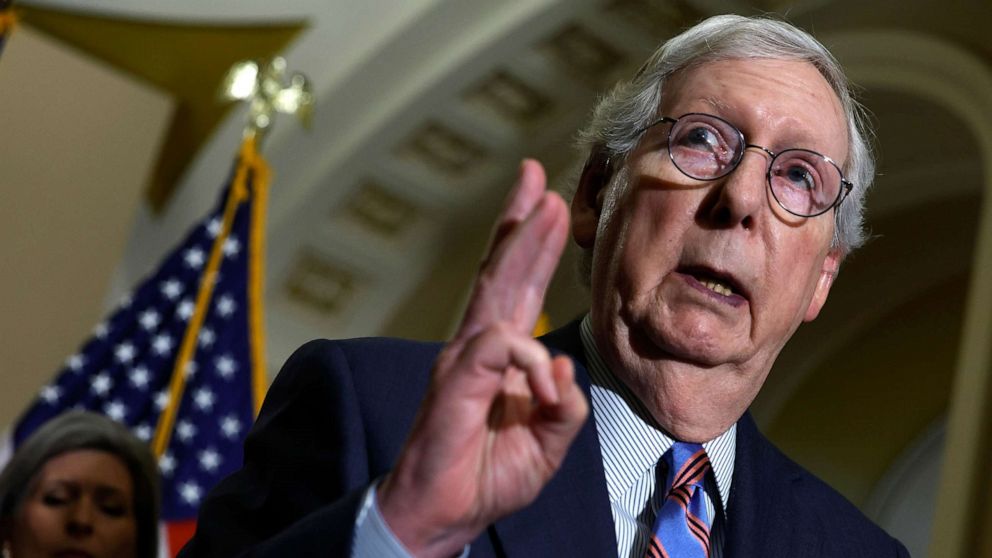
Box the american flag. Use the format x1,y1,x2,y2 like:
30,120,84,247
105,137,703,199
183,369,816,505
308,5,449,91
6,139,270,556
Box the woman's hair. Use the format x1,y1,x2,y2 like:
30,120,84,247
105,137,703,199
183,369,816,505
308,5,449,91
0,411,160,557
577,14,876,258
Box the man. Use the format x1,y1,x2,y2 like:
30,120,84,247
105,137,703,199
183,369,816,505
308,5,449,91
181,15,909,557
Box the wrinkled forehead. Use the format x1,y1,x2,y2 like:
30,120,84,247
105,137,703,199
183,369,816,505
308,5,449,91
659,58,849,164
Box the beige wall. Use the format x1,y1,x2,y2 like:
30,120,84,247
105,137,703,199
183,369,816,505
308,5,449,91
0,25,172,430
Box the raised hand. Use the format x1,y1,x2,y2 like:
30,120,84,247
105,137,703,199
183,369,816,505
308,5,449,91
377,159,590,557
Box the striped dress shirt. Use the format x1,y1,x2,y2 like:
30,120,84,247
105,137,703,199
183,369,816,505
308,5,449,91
579,315,736,558
352,318,737,558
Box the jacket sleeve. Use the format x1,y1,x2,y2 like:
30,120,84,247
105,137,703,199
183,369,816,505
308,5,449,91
178,339,377,557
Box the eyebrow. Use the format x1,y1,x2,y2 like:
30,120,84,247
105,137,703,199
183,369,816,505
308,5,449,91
44,479,128,497
701,96,731,111
686,102,836,156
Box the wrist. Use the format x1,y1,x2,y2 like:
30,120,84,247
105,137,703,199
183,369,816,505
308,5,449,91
377,472,478,558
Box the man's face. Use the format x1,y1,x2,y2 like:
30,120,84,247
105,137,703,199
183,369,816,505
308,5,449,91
578,58,848,441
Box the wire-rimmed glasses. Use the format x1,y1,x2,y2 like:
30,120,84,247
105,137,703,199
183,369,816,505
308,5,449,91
641,112,853,217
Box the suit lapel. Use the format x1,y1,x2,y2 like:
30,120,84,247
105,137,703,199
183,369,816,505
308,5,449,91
487,321,617,557
724,413,822,557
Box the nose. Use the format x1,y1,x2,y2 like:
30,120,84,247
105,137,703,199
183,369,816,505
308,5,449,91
65,500,95,537
705,146,770,229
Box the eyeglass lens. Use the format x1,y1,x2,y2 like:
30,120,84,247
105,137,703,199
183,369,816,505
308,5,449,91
667,113,842,217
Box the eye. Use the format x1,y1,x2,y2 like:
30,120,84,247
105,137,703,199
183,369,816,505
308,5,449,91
41,494,65,507
677,125,729,158
784,165,817,190
99,503,128,518
772,152,825,194
686,126,718,148
42,493,68,507
668,116,740,179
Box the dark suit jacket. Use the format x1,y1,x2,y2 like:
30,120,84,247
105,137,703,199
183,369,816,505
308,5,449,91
180,321,909,557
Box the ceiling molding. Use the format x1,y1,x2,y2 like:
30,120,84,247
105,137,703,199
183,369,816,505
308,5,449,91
829,28,992,154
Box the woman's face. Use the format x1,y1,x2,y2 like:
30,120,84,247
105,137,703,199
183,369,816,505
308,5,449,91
7,449,137,558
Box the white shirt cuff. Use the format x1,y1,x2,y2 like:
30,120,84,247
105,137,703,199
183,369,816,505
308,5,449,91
351,482,469,558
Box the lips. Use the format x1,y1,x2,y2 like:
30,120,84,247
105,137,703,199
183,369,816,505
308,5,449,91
677,264,750,303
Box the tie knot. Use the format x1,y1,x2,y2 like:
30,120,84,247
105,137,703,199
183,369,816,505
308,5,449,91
663,442,711,492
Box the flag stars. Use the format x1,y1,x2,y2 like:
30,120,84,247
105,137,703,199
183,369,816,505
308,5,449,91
222,237,241,258
184,360,198,379
66,354,86,372
198,328,216,349
198,448,222,473
134,424,152,441
184,247,206,270
159,452,176,476
138,309,161,331
220,415,242,440
216,295,236,318
206,217,222,238
160,279,183,300
215,355,237,380
155,390,170,411
117,292,133,309
90,373,112,397
129,366,150,390
179,481,202,505
114,342,136,364
104,400,127,422
193,387,215,411
40,385,61,405
176,298,195,321
93,321,109,338
152,334,173,356
176,420,197,443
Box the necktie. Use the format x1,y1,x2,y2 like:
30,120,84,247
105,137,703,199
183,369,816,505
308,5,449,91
645,442,712,558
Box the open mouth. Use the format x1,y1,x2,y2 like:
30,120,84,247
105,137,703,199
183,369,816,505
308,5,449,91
678,265,748,302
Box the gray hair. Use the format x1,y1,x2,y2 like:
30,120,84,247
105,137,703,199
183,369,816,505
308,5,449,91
0,411,159,557
577,14,875,263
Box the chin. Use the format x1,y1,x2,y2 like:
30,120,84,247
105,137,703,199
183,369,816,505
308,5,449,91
620,294,743,356
631,317,742,368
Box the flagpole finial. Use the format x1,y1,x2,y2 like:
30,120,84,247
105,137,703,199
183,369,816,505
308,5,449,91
219,56,314,143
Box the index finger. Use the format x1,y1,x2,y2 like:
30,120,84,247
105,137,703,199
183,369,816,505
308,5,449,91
483,159,549,267
455,163,570,342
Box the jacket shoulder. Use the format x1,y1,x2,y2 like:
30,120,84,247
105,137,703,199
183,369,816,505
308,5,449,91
739,417,910,557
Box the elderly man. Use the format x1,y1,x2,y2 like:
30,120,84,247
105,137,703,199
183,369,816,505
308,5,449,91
182,14,909,558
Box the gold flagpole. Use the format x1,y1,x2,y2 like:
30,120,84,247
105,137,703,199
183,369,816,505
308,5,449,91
151,57,312,457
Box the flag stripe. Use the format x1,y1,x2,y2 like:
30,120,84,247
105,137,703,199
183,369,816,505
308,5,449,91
166,519,197,554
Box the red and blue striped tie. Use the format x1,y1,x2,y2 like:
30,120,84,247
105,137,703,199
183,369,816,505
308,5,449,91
645,443,712,558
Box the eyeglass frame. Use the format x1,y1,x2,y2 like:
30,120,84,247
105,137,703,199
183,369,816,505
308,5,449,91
637,112,854,218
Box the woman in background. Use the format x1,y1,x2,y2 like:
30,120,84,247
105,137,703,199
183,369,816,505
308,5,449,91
0,411,159,558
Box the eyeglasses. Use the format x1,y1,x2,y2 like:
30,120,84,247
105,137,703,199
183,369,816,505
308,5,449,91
640,112,853,218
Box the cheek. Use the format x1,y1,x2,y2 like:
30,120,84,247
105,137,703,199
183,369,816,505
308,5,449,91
616,196,685,275
12,504,61,550
106,523,138,558
762,235,830,322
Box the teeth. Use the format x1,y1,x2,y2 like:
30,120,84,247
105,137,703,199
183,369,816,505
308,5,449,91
701,280,733,296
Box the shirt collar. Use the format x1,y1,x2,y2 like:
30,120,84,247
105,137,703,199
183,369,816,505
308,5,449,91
578,314,736,515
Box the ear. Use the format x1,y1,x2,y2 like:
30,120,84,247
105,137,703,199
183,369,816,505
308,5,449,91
803,248,842,322
571,149,613,249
